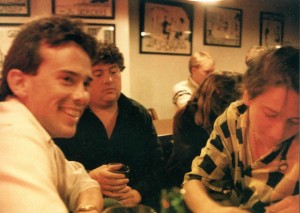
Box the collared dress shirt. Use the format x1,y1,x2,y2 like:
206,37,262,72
0,97,100,212
172,76,198,109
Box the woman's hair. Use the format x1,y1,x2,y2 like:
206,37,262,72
245,46,267,67
188,51,215,73
93,42,125,71
244,46,299,99
192,71,244,132
1,16,97,100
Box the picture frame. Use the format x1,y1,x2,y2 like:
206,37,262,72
259,12,284,47
139,0,193,56
0,23,22,76
204,6,242,47
83,23,115,44
52,0,115,19
0,0,30,16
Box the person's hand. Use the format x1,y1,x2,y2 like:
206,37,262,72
117,189,142,207
265,195,299,213
89,164,129,197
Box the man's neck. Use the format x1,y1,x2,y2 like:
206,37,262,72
90,102,119,139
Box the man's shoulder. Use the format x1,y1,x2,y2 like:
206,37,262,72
173,80,189,91
119,94,148,114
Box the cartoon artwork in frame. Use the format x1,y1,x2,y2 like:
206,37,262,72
140,0,193,56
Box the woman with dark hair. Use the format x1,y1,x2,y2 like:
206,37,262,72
166,71,244,188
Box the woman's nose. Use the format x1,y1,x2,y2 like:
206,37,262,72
269,120,286,141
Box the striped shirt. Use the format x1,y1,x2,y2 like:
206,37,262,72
184,100,299,211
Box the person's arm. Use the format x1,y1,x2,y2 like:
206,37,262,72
183,180,249,213
63,158,103,212
265,194,299,213
172,84,192,109
74,187,103,213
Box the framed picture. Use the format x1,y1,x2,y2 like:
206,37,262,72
139,0,193,56
83,23,115,44
52,0,115,19
0,23,22,76
204,6,242,47
260,12,284,47
0,0,30,16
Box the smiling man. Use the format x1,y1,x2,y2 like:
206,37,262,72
0,16,103,212
55,42,164,211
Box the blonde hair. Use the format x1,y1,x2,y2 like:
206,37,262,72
189,51,215,73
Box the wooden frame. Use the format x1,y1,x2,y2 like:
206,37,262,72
204,6,242,47
139,0,193,56
83,23,115,44
52,0,115,19
0,0,30,16
0,23,22,76
259,12,284,47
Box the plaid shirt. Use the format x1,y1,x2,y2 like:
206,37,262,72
184,100,299,211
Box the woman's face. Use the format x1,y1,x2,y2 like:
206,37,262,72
244,86,299,149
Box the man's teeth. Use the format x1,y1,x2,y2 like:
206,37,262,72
64,109,80,118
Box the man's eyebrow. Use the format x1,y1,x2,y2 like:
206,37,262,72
60,70,92,79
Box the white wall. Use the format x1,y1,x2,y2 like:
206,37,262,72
0,0,131,94
129,0,299,119
1,0,299,119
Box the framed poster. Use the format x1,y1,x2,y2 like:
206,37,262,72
0,23,22,76
204,6,242,47
0,0,30,16
52,0,115,19
260,12,284,47
83,23,115,44
140,0,193,55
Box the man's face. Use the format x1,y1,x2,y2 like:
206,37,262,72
88,63,122,107
245,86,299,148
191,64,214,85
21,42,92,138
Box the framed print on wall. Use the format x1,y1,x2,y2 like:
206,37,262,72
52,0,115,19
260,12,284,47
0,0,30,16
83,23,115,44
140,0,193,56
0,23,22,76
204,6,242,47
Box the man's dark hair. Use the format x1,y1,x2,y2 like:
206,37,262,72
93,42,125,71
0,16,97,100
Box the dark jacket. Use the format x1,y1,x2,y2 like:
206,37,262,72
166,101,209,188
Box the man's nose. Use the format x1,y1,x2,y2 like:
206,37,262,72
72,86,89,105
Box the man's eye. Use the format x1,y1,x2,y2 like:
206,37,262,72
63,76,74,84
84,78,92,87
289,118,299,126
93,71,103,77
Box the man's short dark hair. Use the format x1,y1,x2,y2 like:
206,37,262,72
93,42,125,71
0,16,97,100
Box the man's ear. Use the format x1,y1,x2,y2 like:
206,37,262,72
7,69,29,98
243,90,251,106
